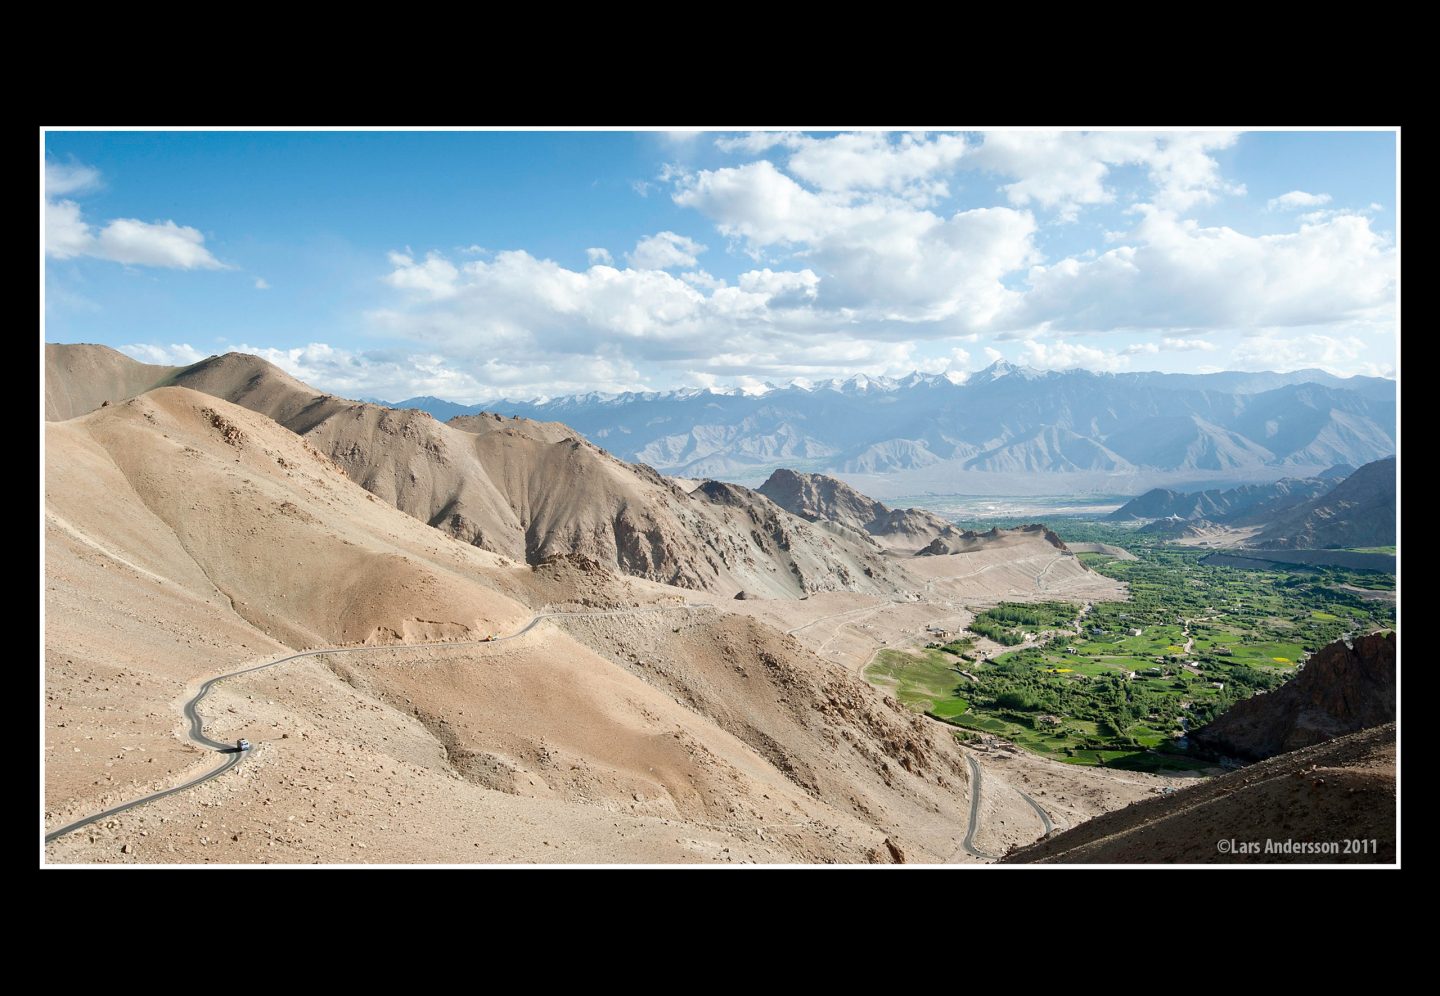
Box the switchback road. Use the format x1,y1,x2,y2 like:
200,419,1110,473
44,603,712,845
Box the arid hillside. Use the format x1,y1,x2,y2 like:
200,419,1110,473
45,386,1163,863
1191,631,1396,761
48,347,915,598
1005,723,1395,864
42,389,955,861
43,349,1188,864
757,467,958,552
45,342,181,421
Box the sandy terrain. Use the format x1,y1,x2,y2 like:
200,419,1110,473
45,343,180,421
1067,542,1138,561
43,365,1167,865
1170,526,1261,548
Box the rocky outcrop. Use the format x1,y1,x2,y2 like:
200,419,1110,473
757,468,953,551
1191,631,1396,761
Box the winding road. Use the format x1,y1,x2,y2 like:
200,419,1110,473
1017,788,1056,835
960,755,997,859
44,602,713,845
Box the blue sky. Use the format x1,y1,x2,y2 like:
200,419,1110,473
44,129,1398,402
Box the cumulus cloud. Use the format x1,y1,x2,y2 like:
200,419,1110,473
225,340,656,404
1161,336,1216,351
383,250,459,297
627,231,707,270
1267,190,1332,211
118,342,209,365
1021,340,1134,372
354,130,1394,392
785,131,968,202
714,131,806,154
1228,332,1387,375
914,346,972,376
675,159,1038,323
44,160,224,269
680,269,725,291
255,277,270,290
964,130,1244,219
1009,208,1394,332
46,161,102,196
360,245,992,397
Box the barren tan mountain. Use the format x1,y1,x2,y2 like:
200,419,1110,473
44,347,1181,864
54,348,923,598
45,342,180,421
757,467,959,552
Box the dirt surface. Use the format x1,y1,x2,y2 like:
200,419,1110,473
44,387,1165,865
1066,542,1137,561
1005,724,1396,864
43,355,1183,865
45,343,181,421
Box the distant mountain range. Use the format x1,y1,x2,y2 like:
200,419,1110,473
1108,456,1396,551
1250,456,1396,550
378,363,1396,483
1108,475,1340,527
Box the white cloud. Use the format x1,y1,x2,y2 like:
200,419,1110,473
1228,332,1373,375
680,269,725,291
254,277,270,290
45,200,94,259
914,346,972,376
44,161,224,270
1009,208,1394,332
367,247,984,396
1267,190,1332,211
984,346,1005,364
118,342,208,365
46,161,102,196
352,130,1394,392
785,131,968,202
627,231,707,270
1021,340,1133,372
964,130,1243,219
95,218,224,268
1297,206,1377,225
383,250,460,297
714,131,806,154
674,159,1038,323
227,340,655,404
1161,336,1216,351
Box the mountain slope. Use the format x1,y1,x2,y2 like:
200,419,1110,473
46,347,914,598
1190,631,1395,761
756,468,956,551
55,346,1394,479
1248,457,1397,549
1004,723,1395,864
1109,476,1335,525
42,388,1015,863
45,343,181,421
